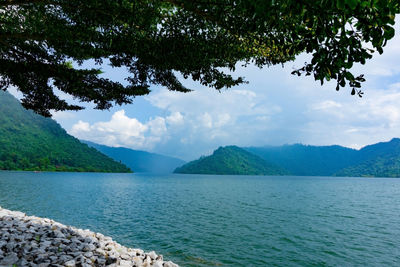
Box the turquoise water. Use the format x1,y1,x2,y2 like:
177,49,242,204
0,172,399,266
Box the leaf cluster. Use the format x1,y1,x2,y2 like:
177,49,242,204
0,0,398,115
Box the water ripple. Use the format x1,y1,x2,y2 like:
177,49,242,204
0,172,400,266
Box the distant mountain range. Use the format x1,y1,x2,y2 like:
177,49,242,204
0,91,130,172
335,139,400,177
244,144,359,176
174,146,287,175
83,141,186,173
2,90,400,177
174,139,400,177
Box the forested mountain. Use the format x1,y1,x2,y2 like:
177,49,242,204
83,141,185,173
175,139,400,177
0,91,130,172
246,140,400,177
174,146,287,175
336,138,400,177
244,144,359,176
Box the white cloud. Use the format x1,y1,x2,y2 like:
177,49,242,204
166,112,184,126
141,86,285,158
301,88,400,148
311,100,342,110
51,111,76,120
199,112,213,128
61,18,400,160
69,110,169,150
71,120,90,132
147,117,167,136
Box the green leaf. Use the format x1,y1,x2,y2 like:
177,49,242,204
384,26,395,40
345,0,358,9
345,72,354,81
336,0,345,10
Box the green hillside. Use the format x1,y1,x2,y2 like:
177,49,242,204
0,91,131,172
245,144,359,176
336,138,400,177
174,146,287,175
83,141,185,173
246,139,400,177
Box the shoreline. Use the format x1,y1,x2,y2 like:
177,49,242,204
0,206,178,267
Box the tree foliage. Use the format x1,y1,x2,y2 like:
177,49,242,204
0,0,398,116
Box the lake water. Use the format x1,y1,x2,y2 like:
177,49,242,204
0,172,399,266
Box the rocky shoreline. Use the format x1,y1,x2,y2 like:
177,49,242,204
0,206,178,267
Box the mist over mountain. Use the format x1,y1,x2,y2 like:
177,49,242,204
174,139,400,177
244,144,359,176
336,138,400,177
83,141,186,173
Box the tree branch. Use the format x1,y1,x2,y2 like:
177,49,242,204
0,0,53,7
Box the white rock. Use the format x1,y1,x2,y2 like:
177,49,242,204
153,260,164,267
147,251,157,260
164,261,179,267
0,207,179,267
65,259,76,267
119,259,133,267
132,256,144,266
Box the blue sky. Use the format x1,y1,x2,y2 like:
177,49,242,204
43,21,400,161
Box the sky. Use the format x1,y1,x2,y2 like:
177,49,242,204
39,20,400,161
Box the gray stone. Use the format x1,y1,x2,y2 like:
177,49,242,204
0,252,19,265
59,254,74,262
96,257,106,265
0,207,179,267
17,258,30,266
105,256,117,265
40,240,52,248
6,240,16,250
54,230,65,238
95,247,106,255
87,243,96,250
83,251,93,258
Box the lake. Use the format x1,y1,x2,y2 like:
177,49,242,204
0,172,399,266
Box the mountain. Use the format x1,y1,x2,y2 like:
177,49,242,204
246,139,400,177
244,144,359,176
83,141,186,173
174,146,287,175
0,91,130,172
336,138,400,177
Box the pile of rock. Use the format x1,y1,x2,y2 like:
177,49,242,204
0,206,178,267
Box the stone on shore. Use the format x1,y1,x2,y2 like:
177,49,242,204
0,206,179,267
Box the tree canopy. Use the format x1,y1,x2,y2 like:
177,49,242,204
0,0,398,116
